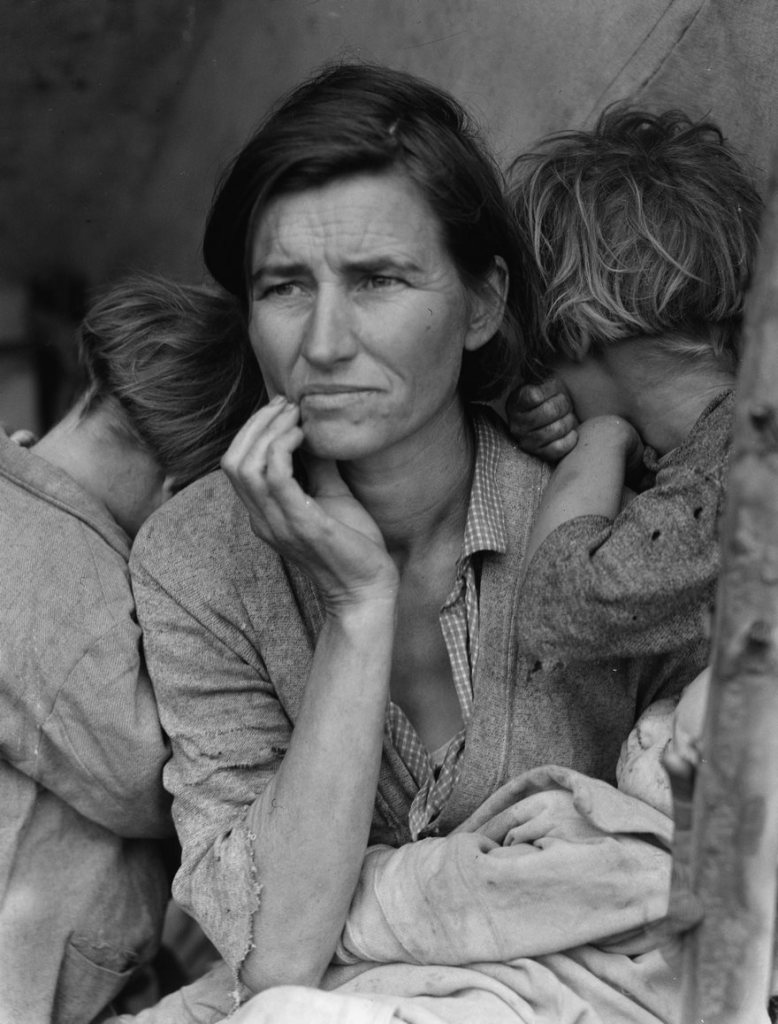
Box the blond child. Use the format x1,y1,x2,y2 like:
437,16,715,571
506,107,761,666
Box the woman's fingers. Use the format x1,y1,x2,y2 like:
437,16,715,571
504,820,547,846
305,456,352,500
264,422,306,487
224,399,304,503
222,399,312,541
222,394,285,463
478,797,538,842
222,396,297,474
478,789,596,845
221,400,396,601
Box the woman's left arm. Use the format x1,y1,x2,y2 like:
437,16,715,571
337,773,673,967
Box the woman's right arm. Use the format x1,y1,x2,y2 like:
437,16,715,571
133,398,399,995
243,598,395,988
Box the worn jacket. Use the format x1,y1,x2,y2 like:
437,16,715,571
0,432,172,1024
130,413,707,975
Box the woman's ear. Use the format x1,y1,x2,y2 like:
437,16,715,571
464,256,509,352
160,475,177,504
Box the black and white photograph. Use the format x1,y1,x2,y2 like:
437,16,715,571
1,3,777,1022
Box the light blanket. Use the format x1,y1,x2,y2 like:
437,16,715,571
227,766,691,1024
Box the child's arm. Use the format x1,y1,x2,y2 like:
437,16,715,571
514,395,731,662
522,415,642,570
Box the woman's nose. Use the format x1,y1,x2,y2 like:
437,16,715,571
301,288,358,366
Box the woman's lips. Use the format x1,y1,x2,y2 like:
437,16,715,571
299,387,378,408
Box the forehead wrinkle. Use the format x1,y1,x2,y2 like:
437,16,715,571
252,178,443,275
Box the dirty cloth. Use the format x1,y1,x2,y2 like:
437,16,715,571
130,412,708,973
220,767,697,1024
0,431,172,1024
105,766,685,1024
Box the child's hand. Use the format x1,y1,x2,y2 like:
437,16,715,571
506,378,578,462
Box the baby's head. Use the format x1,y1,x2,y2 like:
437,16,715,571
508,107,762,383
616,668,710,815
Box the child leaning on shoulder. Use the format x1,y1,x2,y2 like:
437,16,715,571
506,106,762,680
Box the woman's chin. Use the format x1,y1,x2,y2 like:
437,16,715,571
301,424,383,463
301,437,367,462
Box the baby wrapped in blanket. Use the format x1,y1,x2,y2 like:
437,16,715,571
221,671,723,1024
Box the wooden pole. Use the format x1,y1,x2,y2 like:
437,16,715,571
679,165,778,1022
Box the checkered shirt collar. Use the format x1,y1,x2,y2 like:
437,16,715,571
461,411,508,562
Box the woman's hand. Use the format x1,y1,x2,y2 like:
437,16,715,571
480,788,605,847
222,396,398,607
506,377,579,462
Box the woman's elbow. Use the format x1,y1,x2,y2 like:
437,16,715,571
239,944,332,995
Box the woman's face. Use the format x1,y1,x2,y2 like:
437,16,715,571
247,170,501,463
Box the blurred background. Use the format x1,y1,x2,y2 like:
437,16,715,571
2,0,777,436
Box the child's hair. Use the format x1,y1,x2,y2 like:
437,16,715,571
508,106,763,381
79,274,265,490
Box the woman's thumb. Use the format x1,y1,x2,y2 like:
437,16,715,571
304,457,347,498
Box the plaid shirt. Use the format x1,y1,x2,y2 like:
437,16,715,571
385,414,507,839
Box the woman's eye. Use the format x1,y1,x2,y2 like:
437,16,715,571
262,281,301,299
366,275,401,289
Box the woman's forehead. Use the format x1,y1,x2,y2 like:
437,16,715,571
250,171,447,267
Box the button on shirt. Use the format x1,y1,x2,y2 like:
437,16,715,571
385,415,507,839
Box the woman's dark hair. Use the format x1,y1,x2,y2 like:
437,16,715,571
203,61,533,401
80,274,265,490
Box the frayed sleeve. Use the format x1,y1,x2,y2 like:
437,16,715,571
131,518,294,973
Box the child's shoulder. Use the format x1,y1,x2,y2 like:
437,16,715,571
648,389,733,478
685,389,733,449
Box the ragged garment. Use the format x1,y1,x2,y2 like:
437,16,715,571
221,766,695,1024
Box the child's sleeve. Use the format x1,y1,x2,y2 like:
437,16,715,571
516,456,724,661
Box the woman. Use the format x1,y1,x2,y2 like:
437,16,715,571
0,274,261,1024
130,63,706,1012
